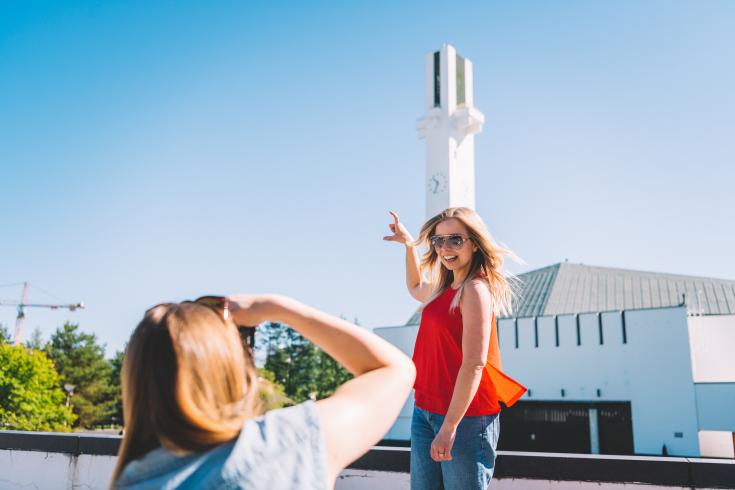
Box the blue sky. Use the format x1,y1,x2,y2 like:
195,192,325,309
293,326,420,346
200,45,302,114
1,1,733,355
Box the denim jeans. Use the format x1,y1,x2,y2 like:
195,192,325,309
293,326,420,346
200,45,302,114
410,405,500,490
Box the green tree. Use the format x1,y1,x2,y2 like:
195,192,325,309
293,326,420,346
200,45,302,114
25,327,44,350
0,324,10,344
261,322,352,404
45,323,117,428
257,367,291,411
107,348,124,426
0,343,76,430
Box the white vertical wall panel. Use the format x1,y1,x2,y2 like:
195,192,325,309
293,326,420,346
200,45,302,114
694,383,735,430
688,315,735,382
698,431,735,458
373,325,419,440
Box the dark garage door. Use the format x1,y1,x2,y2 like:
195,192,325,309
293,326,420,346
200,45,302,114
598,403,634,455
498,401,633,455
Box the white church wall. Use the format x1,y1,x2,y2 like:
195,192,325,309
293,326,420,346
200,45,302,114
698,431,735,459
694,383,735,431
499,314,629,400
373,325,419,440
498,314,515,351
688,314,735,382
623,308,699,456
500,306,700,456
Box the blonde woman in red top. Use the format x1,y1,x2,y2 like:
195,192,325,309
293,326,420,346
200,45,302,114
384,207,526,490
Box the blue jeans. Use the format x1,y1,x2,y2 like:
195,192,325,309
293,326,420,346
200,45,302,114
410,405,500,490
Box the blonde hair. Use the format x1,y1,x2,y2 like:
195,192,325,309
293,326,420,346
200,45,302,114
416,207,518,316
111,302,259,484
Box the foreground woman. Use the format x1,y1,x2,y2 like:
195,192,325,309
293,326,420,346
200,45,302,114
112,294,415,489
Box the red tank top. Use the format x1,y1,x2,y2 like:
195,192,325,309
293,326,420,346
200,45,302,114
412,285,526,416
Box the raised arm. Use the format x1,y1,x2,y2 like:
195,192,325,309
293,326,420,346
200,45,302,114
383,211,433,303
229,294,416,485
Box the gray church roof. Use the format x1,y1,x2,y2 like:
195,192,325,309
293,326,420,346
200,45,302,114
406,262,735,324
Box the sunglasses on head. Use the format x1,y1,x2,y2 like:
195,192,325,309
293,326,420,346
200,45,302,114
193,295,231,320
429,234,471,250
192,296,256,350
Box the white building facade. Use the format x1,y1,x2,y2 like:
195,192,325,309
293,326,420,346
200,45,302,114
376,263,735,458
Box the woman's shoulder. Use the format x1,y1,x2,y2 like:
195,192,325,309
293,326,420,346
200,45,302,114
262,401,322,438
459,277,492,311
470,271,490,285
224,401,327,488
466,276,491,295
237,400,322,451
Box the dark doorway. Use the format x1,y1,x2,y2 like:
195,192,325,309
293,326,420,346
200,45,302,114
498,401,634,455
498,401,590,453
597,403,634,455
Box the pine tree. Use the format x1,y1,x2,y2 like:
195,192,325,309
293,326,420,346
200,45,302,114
261,322,352,404
107,348,124,427
45,323,117,428
25,327,44,350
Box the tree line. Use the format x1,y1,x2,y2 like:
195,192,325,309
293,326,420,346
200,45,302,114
0,321,351,432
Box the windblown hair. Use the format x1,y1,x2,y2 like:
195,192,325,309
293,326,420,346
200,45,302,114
111,302,259,484
415,207,518,316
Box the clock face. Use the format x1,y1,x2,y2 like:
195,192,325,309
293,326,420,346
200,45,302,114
427,172,448,194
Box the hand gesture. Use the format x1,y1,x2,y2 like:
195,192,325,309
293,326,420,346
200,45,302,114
383,211,414,245
228,294,273,327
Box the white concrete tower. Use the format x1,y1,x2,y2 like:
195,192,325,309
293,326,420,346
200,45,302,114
417,44,485,220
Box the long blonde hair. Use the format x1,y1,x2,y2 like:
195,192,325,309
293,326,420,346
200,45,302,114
416,207,517,316
111,301,259,484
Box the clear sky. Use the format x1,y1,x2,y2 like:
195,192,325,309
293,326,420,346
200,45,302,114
1,0,733,356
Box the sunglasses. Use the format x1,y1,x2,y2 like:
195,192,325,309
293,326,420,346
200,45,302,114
192,296,256,350
193,295,231,320
429,234,471,250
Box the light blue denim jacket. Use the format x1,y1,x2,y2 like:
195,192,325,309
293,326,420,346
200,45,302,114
116,401,327,490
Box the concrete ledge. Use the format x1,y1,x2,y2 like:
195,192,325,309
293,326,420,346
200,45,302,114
0,430,120,456
690,459,735,489
2,431,734,488
496,452,692,486
350,445,410,473
350,447,735,488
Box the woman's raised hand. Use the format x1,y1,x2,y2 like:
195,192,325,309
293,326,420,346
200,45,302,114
228,294,275,327
383,211,414,245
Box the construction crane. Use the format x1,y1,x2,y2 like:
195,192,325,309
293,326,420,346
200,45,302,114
0,282,84,346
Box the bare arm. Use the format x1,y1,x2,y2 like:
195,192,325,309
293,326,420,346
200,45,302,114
429,280,492,462
229,294,416,485
383,211,433,303
404,242,421,291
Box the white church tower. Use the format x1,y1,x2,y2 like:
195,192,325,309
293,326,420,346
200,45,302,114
417,44,485,220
